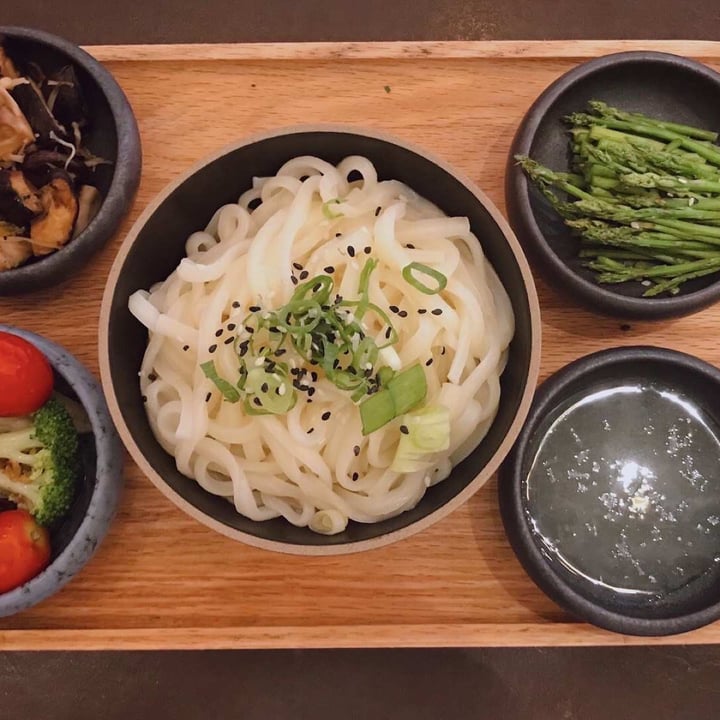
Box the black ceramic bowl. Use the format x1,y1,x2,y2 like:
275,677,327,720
0,325,123,616
0,26,141,295
100,126,542,555
506,51,720,320
500,346,720,636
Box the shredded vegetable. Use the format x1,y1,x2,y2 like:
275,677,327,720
402,262,448,295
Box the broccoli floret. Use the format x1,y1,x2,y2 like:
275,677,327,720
0,397,80,526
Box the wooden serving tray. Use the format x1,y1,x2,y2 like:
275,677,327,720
2,40,720,650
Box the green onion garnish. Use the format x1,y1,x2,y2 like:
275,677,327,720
402,262,448,295
359,363,427,435
322,198,343,219
242,366,296,415
201,261,418,430
200,360,240,403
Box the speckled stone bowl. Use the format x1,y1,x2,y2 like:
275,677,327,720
0,325,123,617
0,26,141,295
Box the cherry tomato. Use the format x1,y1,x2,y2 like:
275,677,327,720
0,509,51,593
0,331,54,417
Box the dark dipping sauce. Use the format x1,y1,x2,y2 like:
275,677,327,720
524,380,720,608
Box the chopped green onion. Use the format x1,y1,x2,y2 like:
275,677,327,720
391,405,451,472
402,262,448,295
377,365,395,387
242,366,296,415
322,198,343,219
200,361,240,403
359,363,427,435
388,363,427,416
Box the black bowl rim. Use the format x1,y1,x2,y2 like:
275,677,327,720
499,344,720,636
506,50,720,321
0,26,141,295
0,324,124,617
99,123,542,556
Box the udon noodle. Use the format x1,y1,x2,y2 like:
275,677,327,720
129,155,514,535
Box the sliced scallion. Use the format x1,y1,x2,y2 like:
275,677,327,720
402,262,448,295
359,363,427,435
322,198,343,219
200,360,240,403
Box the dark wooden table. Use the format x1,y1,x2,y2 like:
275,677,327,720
3,4,720,719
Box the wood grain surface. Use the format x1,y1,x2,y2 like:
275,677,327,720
2,40,720,649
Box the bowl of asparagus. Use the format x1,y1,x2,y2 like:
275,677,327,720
506,51,720,320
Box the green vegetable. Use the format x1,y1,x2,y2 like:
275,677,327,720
516,101,720,296
402,262,448,295
242,366,296,416
391,405,451,473
322,198,343,219
201,360,240,403
359,363,427,435
0,398,79,527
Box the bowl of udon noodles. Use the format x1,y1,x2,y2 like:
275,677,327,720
99,126,541,554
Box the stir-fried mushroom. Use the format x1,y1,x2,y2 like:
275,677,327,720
0,169,42,226
0,221,31,270
0,85,33,160
30,175,78,256
0,41,108,271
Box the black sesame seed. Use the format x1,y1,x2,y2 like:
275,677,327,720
324,266,335,274
389,304,399,314
405,243,415,249
335,232,342,237
291,275,299,285
208,344,217,353
311,371,318,382
260,382,269,393
307,399,313,404
307,427,315,434
227,323,237,331
418,308,427,315
353,445,360,457
205,392,212,402
347,246,355,257
322,411,332,421
291,367,300,375
384,326,392,339
398,310,408,318
425,358,433,366
224,337,234,345
148,372,157,381
374,206,382,217
308,387,316,397
274,348,287,357
253,397,262,407
265,361,276,373
141,395,147,403
364,246,372,254
182,344,190,351
299,270,309,280
238,343,249,357
293,261,303,271
215,328,223,337
441,346,446,355
431,308,443,316
232,301,241,308
313,282,322,292
352,472,359,481
400,424,409,435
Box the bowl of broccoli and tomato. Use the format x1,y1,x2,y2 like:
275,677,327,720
0,327,122,615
